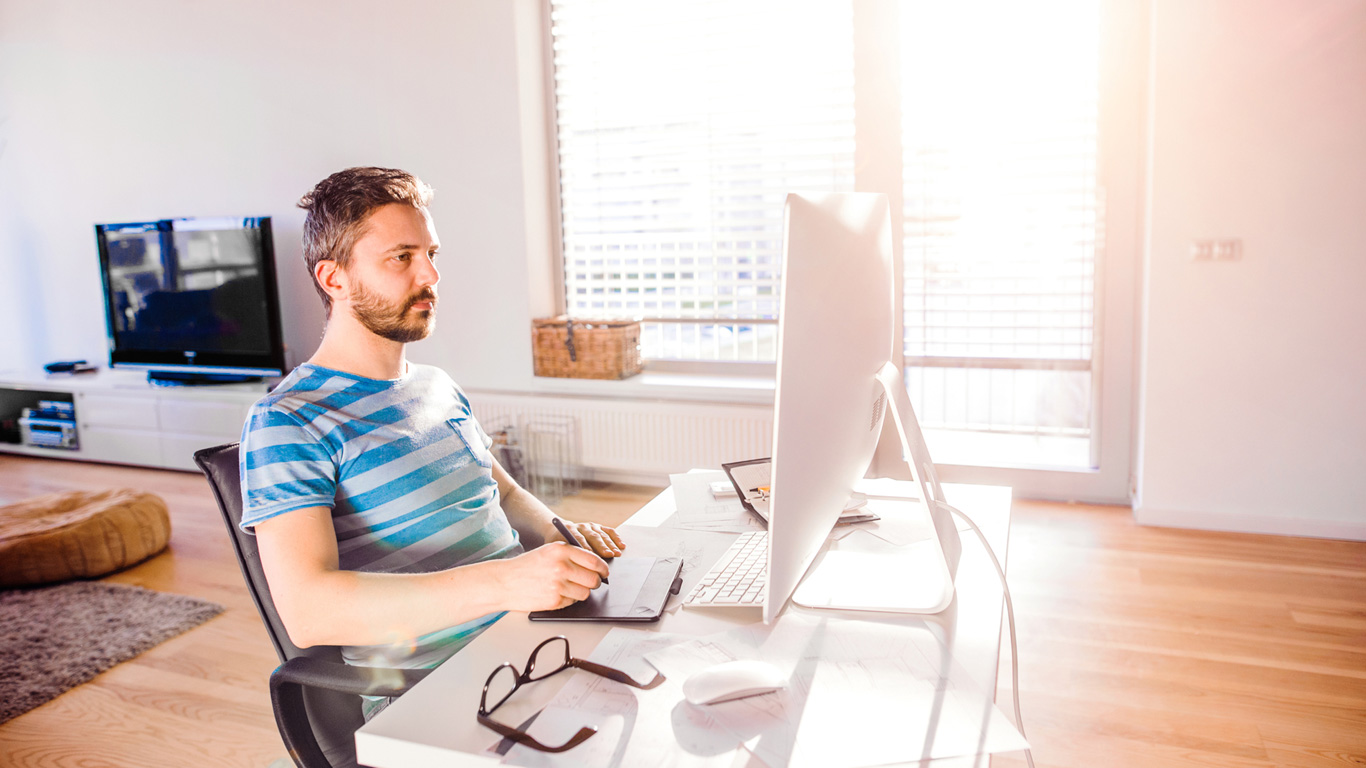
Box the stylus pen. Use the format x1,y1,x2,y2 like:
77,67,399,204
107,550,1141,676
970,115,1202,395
551,517,608,584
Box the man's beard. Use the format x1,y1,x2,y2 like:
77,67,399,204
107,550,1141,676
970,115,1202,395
348,282,437,343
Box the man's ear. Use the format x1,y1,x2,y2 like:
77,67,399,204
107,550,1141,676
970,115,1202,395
315,259,348,306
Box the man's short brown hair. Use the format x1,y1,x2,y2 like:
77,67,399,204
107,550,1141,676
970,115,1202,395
297,167,434,315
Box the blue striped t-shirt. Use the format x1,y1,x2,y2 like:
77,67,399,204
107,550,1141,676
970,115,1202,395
238,362,523,687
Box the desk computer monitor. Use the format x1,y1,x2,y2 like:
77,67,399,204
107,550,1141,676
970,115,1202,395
764,193,962,624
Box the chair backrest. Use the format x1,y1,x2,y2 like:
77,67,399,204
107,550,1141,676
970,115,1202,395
195,442,313,662
194,442,363,768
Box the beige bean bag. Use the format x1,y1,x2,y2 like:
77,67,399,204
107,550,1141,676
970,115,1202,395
0,489,170,587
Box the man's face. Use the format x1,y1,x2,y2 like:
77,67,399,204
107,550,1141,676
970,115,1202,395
341,203,441,343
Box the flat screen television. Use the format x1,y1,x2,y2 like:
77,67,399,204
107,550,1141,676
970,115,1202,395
94,216,287,384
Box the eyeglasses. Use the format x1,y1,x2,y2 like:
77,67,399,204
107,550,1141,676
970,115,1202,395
478,635,665,753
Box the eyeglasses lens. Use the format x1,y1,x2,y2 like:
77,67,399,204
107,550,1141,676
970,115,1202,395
527,636,571,681
484,664,519,713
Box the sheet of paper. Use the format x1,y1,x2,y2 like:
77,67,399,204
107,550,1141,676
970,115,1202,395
646,613,1029,768
663,472,765,533
615,525,740,612
493,628,755,768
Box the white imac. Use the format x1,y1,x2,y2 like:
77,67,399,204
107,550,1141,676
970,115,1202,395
764,192,963,624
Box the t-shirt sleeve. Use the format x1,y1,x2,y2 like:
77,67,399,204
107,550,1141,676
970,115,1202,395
238,403,337,533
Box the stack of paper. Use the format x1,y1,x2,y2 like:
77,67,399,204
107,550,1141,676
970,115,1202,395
662,471,765,533
645,614,1030,768
493,616,1029,767
490,628,750,767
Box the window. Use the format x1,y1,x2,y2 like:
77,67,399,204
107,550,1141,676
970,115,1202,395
900,0,1102,468
548,0,855,362
546,0,1138,494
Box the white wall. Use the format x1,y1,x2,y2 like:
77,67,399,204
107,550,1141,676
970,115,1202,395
4,0,1365,537
1136,0,1366,539
0,0,551,390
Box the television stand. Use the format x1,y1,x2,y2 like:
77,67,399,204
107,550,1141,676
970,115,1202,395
147,370,263,387
0,367,269,471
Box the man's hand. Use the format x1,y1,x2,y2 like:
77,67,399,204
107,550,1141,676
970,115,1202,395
553,520,625,559
495,543,612,612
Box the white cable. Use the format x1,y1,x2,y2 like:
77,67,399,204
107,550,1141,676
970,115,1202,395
941,501,1036,768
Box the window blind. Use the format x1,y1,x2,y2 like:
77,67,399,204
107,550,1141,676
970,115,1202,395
899,0,1101,436
549,0,856,361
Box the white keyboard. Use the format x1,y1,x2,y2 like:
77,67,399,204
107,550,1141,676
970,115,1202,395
683,531,768,608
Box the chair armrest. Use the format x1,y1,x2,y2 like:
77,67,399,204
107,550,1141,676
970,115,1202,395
269,657,433,768
271,656,432,698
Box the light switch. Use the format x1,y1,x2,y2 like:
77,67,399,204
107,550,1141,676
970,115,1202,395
1212,239,1242,260
1190,239,1241,262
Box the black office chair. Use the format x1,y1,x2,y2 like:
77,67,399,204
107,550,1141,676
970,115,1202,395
194,443,429,768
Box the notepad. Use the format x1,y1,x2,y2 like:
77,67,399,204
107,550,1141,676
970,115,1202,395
721,458,880,526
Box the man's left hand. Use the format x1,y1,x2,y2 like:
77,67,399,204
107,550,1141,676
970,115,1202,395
555,520,625,559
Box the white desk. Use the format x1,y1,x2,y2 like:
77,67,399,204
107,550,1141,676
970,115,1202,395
356,483,1014,768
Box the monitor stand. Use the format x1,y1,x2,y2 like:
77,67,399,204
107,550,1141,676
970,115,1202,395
792,362,962,615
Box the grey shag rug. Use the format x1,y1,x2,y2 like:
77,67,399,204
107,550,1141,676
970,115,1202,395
0,581,224,724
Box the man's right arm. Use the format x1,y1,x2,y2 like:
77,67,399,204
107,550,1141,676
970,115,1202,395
255,505,609,649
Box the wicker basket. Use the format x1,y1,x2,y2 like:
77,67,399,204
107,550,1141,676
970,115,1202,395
532,316,643,380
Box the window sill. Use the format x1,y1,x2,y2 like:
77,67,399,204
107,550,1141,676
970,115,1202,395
512,371,776,406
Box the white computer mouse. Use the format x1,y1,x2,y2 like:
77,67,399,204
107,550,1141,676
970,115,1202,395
682,659,788,705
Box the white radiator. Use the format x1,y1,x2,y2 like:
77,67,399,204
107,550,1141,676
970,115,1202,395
468,392,773,485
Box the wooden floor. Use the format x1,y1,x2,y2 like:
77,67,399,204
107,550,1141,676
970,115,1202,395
1,454,1363,768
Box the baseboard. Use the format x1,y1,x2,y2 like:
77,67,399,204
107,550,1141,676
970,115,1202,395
1134,506,1366,542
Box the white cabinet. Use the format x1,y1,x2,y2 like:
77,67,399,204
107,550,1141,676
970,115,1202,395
157,396,253,470
81,392,160,428
79,424,165,467
0,369,268,472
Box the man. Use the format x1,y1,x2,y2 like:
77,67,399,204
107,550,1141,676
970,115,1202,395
238,167,621,720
